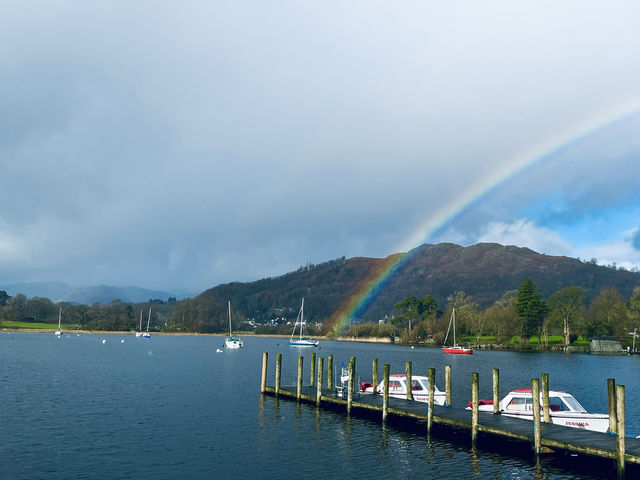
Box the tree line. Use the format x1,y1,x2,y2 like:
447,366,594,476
0,292,249,334
2,279,640,346
343,279,640,349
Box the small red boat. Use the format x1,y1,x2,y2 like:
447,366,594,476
442,346,473,355
442,308,473,355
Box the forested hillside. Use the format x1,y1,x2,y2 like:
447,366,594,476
199,243,640,324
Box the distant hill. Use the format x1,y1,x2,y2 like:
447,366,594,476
0,282,177,304
0,281,76,301
198,243,640,324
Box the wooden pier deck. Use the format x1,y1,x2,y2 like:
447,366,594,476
260,352,640,476
265,384,640,464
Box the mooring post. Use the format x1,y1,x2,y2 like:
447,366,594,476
532,378,541,455
382,363,390,422
327,354,333,391
310,352,316,387
492,368,500,414
471,372,479,445
616,384,626,477
347,356,356,414
297,355,303,400
406,361,414,401
427,367,435,433
260,352,268,393
275,353,282,396
316,356,323,405
445,365,452,407
608,378,617,433
372,358,378,394
541,373,550,423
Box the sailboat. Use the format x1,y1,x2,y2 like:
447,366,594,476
224,301,243,348
135,310,144,337
141,307,151,338
55,307,62,336
442,307,473,354
289,298,319,347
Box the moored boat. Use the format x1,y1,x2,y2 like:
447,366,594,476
289,298,319,347
468,388,609,432
55,307,63,336
141,307,151,338
224,301,243,348
442,308,472,354
361,374,446,405
135,310,144,337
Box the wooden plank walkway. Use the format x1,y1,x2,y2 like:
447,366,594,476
264,385,640,465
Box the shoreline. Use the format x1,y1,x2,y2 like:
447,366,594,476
0,328,296,339
0,328,594,352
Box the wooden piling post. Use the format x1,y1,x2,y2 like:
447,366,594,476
382,364,390,422
260,352,268,393
310,352,316,387
316,356,323,405
541,373,550,423
608,378,617,433
532,378,541,455
427,367,435,433
492,368,500,414
275,353,282,396
347,356,356,414
297,355,303,400
327,355,333,391
616,384,626,476
405,361,414,401
445,365,452,407
372,358,378,394
471,372,479,444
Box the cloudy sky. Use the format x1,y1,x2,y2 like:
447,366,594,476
2,1,640,295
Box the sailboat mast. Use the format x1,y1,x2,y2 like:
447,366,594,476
452,308,456,346
300,298,305,340
58,308,61,330
147,307,151,332
228,301,232,336
139,310,143,331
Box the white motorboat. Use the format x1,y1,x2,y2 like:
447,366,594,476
361,374,446,405
224,301,243,348
469,388,609,432
289,298,319,347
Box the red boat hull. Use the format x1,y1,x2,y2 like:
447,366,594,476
442,347,473,355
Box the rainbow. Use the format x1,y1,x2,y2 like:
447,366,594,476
327,99,640,335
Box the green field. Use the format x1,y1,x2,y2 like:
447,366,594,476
0,321,68,330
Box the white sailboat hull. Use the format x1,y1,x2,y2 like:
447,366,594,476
225,338,243,348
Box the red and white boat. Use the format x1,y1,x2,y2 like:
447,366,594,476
360,374,446,405
442,308,473,355
468,388,609,432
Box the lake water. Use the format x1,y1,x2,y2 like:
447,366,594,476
1,332,639,479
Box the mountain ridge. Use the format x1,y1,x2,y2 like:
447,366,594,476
198,242,640,323
0,282,179,304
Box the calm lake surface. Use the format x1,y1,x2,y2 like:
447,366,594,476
1,332,639,479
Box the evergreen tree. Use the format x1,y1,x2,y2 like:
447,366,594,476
515,278,548,345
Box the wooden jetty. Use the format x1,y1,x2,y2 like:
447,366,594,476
260,352,640,477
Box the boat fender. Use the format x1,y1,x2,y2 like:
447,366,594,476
361,382,373,392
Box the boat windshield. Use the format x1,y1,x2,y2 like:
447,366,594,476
411,379,424,392
549,397,569,411
562,396,586,413
389,380,403,392
506,397,532,411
